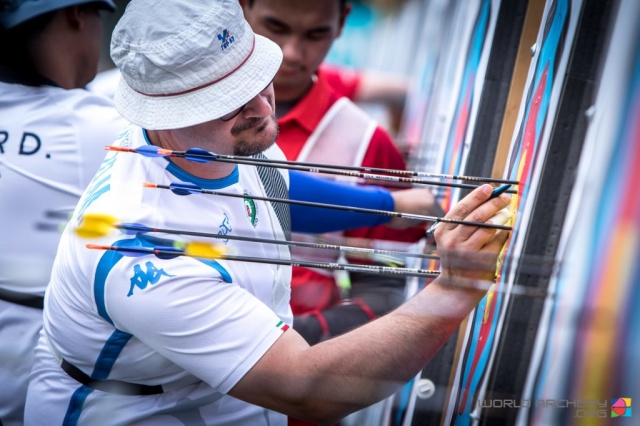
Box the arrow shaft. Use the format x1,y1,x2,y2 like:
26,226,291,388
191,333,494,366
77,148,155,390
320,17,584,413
189,150,518,185
86,244,440,278
85,244,559,297
150,183,512,231
106,146,519,185
190,156,517,193
117,224,439,261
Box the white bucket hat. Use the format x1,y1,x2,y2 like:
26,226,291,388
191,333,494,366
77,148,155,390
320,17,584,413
111,0,283,130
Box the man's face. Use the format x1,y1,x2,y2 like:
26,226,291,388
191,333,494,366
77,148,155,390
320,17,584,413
179,83,278,157
229,83,279,156
230,110,279,157
242,0,346,100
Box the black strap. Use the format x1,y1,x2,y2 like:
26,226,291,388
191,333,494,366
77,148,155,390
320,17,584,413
60,359,163,396
253,152,292,241
0,288,44,310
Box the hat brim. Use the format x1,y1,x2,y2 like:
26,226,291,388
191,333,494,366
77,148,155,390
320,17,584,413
114,34,283,130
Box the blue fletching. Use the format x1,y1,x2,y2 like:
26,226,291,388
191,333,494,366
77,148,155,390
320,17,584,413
154,246,183,260
119,223,153,235
136,145,164,157
169,182,200,196
184,148,216,163
117,247,151,257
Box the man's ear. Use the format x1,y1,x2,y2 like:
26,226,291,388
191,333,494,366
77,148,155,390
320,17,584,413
337,3,352,38
64,5,83,30
238,0,250,11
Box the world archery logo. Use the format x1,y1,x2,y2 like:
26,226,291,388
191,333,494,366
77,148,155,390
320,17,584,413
127,261,175,297
243,192,258,227
217,29,235,51
611,398,632,418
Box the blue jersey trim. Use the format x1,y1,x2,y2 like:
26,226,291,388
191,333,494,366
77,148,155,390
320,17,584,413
62,386,94,426
166,161,239,189
94,238,143,325
196,258,232,283
141,128,239,189
92,329,133,380
94,250,123,325
62,330,133,425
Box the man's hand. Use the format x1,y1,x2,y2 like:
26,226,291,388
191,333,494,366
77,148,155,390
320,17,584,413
230,185,512,424
435,184,511,285
387,187,445,229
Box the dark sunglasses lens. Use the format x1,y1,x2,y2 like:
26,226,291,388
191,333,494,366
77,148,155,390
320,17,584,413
220,105,244,122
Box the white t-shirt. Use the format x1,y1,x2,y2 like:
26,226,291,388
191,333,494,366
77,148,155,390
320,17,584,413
86,68,120,101
25,125,293,425
0,81,128,295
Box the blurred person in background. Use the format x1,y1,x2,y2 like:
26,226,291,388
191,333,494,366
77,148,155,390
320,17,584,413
241,0,442,365
0,0,123,423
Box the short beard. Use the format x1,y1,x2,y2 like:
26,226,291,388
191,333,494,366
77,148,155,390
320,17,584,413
232,115,278,156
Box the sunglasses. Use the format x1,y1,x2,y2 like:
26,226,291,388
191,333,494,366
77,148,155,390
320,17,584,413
219,80,273,122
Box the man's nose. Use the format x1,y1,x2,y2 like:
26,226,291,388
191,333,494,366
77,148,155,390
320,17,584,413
242,88,274,118
280,37,304,64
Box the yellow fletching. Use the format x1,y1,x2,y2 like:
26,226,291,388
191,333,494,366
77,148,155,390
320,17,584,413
185,242,227,259
75,213,118,239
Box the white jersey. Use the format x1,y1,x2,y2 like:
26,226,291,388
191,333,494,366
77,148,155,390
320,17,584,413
0,80,128,295
25,125,293,425
86,68,119,101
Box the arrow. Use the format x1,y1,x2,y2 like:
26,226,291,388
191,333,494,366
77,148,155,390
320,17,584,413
107,145,518,192
143,181,513,232
75,213,440,262
83,242,556,297
85,242,441,278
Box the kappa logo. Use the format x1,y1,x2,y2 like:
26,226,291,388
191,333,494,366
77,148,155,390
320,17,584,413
216,29,235,51
127,261,175,297
243,192,259,227
218,212,232,243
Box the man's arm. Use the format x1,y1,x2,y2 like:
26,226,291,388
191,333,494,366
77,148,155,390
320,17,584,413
290,171,443,233
387,186,445,228
289,171,393,233
230,185,510,424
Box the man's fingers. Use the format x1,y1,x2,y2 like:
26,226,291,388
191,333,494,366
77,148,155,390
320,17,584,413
483,228,510,254
488,207,512,226
443,184,494,226
463,206,512,245
437,189,511,243
465,194,511,224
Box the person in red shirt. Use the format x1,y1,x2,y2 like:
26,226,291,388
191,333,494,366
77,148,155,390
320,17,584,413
318,63,361,101
241,0,442,346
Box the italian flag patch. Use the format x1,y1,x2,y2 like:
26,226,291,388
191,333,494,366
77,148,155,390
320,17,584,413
276,320,289,332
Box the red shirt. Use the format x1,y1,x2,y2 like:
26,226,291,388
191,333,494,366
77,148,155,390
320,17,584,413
318,63,361,100
278,68,424,313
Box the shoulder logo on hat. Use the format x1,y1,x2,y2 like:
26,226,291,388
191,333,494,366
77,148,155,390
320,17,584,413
217,29,235,51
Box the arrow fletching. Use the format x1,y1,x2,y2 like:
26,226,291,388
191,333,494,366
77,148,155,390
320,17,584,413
75,214,118,238
184,148,217,163
185,241,227,259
